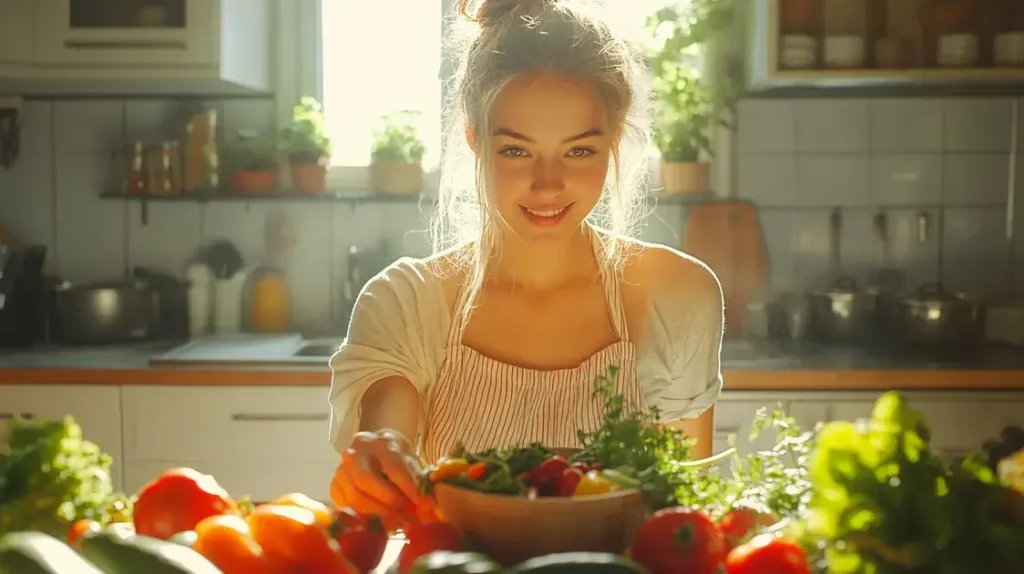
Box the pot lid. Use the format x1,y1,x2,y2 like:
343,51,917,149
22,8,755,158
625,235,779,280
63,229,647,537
904,282,964,304
820,276,860,295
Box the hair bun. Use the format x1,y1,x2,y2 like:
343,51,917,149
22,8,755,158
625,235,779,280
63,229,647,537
459,0,553,28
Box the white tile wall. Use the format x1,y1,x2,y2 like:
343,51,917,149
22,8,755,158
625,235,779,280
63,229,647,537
738,96,1024,296
0,96,691,333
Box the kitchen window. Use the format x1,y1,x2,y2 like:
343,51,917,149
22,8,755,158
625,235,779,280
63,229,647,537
314,0,711,193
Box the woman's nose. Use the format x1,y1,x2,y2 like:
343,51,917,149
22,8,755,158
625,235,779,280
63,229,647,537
530,158,565,192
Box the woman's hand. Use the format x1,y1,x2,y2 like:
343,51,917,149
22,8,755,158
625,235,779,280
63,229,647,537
330,429,435,530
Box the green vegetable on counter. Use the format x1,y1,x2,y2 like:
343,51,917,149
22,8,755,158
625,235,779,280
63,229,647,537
409,551,504,573
0,531,103,574
0,415,132,538
805,391,1024,574
78,528,222,574
506,552,646,574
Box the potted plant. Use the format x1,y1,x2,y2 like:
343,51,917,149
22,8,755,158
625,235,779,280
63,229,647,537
646,0,734,195
279,96,332,194
369,110,426,195
223,136,278,194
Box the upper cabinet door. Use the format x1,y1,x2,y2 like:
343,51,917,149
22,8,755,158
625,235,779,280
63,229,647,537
34,0,218,66
0,1,35,65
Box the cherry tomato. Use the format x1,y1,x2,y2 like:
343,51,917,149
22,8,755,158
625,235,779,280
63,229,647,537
398,521,463,574
133,467,239,540
631,507,728,574
270,492,333,528
247,504,355,572
466,462,488,481
720,507,777,549
554,468,583,497
725,533,811,574
193,514,279,574
67,519,101,550
523,456,569,491
329,507,389,573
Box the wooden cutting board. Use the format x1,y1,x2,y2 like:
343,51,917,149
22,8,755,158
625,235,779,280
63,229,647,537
682,200,769,339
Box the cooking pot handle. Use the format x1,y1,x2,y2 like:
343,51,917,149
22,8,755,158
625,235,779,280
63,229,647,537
833,275,858,289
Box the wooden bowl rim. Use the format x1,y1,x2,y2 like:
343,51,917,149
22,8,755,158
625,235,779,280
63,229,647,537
433,481,643,506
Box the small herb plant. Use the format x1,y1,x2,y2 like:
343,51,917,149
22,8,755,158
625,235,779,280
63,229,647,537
646,0,735,163
223,136,277,173
279,96,332,165
370,110,426,165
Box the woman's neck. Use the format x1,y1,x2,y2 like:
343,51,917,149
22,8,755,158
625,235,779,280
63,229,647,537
485,225,599,291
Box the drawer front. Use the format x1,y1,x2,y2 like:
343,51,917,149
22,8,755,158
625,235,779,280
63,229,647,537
714,399,789,456
122,386,336,464
124,459,338,505
0,385,123,489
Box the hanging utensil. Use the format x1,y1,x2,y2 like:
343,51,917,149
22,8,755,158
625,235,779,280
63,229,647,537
867,209,904,339
808,208,871,342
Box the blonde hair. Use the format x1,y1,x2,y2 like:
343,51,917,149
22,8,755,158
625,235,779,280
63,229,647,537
433,0,652,324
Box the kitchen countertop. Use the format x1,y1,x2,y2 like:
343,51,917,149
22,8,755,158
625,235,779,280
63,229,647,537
1,336,1023,390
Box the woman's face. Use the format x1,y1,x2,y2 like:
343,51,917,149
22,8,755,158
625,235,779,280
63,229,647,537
481,71,614,244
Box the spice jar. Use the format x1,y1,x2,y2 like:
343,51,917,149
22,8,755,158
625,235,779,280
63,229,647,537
117,141,147,195
994,0,1024,66
146,141,182,196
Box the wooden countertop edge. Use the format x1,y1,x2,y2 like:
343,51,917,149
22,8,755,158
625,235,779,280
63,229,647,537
1,367,1024,390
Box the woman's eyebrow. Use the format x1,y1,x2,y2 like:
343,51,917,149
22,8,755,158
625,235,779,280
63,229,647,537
492,127,604,143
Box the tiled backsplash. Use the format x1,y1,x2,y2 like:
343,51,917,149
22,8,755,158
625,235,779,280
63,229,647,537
0,97,687,333
737,97,1024,297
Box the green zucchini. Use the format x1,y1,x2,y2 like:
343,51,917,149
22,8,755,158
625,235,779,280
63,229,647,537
0,531,103,574
78,529,222,574
168,530,198,548
508,552,646,574
409,551,504,573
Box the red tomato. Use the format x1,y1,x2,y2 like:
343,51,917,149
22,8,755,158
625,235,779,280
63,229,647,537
631,507,728,574
67,519,101,550
398,521,463,574
330,507,389,574
193,514,279,574
133,468,239,540
725,533,811,574
720,507,777,549
247,504,356,572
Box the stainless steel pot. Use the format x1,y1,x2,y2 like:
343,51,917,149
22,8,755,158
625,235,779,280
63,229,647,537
808,276,872,342
48,280,159,344
895,283,986,347
747,293,810,341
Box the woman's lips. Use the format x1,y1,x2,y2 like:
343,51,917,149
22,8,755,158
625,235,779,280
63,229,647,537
520,203,573,227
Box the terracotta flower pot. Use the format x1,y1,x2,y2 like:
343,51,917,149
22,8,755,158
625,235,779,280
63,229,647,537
660,161,710,195
370,160,424,195
290,163,327,194
230,170,277,194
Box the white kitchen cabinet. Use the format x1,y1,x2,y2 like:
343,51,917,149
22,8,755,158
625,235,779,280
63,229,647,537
0,384,124,490
121,386,338,502
714,395,790,456
0,0,273,95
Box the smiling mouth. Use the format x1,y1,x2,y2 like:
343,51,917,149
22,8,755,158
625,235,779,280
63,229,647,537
522,205,571,218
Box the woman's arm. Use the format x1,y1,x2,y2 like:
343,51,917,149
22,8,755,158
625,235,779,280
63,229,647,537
359,376,421,443
667,407,715,460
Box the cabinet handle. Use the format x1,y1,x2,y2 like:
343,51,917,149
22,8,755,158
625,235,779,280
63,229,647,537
0,413,33,421
64,40,188,50
231,413,328,422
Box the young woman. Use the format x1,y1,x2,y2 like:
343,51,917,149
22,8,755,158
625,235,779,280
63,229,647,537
328,0,724,524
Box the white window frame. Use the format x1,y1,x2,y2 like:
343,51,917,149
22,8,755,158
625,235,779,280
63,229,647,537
276,0,734,198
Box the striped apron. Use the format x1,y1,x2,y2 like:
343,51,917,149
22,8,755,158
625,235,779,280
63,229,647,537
420,261,644,463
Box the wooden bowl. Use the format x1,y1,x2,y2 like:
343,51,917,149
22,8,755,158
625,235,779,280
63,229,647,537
432,482,645,566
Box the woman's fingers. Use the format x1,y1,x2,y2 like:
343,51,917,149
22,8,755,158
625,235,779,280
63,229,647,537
334,467,414,531
343,443,413,511
329,464,349,508
369,442,423,505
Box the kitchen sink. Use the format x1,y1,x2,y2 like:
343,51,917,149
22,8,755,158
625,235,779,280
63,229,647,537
292,340,344,358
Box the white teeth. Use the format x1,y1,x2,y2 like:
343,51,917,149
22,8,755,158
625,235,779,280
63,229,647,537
525,206,567,218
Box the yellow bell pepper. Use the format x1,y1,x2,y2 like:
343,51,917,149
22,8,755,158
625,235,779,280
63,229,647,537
573,470,622,496
428,457,471,482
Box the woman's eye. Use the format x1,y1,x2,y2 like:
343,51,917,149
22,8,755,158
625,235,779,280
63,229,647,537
567,147,596,157
498,146,529,158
